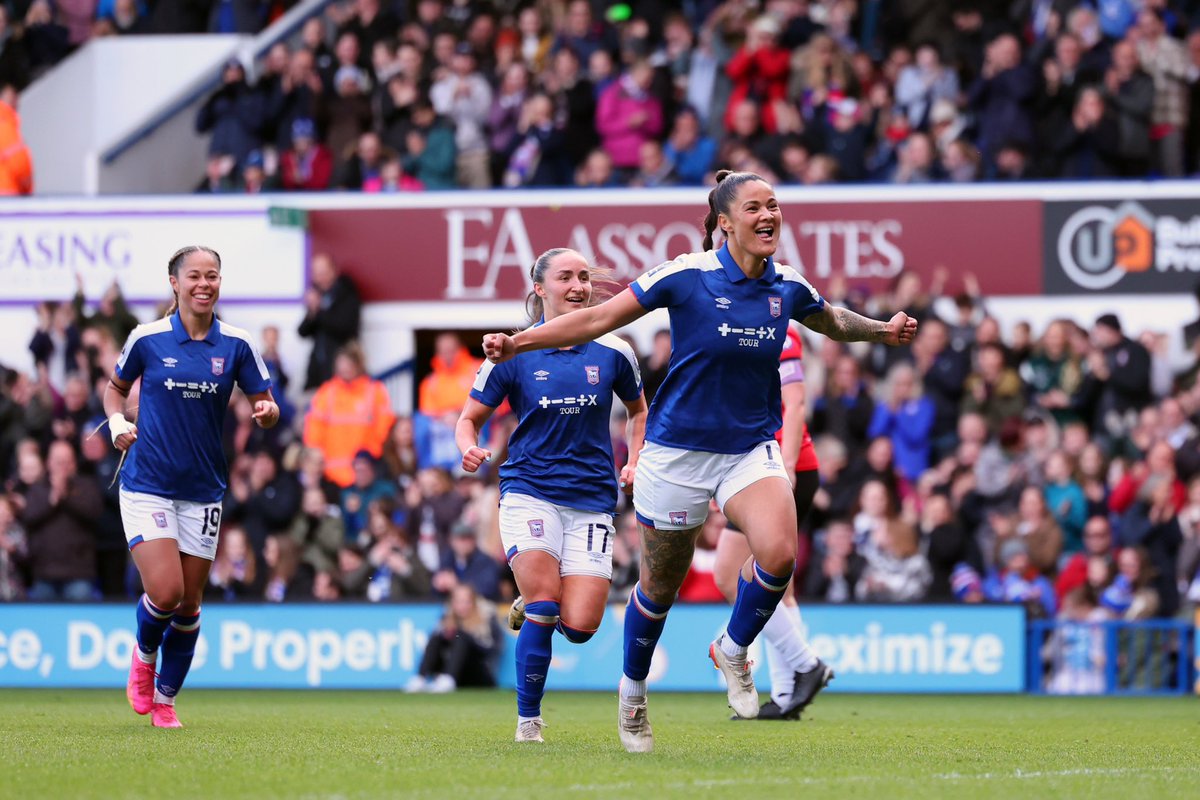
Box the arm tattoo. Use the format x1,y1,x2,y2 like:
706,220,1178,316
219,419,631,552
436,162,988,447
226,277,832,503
637,524,703,606
806,306,887,343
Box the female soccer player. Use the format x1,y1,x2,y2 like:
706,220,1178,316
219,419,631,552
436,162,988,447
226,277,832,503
106,246,279,728
714,322,832,721
483,171,915,752
458,248,647,744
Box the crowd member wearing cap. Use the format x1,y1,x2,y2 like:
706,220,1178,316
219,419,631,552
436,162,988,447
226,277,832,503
338,449,396,543
324,63,373,160
1069,313,1152,453
982,538,1057,617
195,58,265,168
430,41,493,188
279,117,333,190
433,521,501,601
237,149,277,193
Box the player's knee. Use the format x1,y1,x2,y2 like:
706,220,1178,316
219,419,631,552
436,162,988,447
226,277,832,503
755,549,796,580
556,620,597,644
176,600,201,616
146,584,183,612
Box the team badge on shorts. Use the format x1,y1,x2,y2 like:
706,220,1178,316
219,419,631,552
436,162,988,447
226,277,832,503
152,512,168,529
211,357,225,375
669,511,688,526
769,296,782,318
528,519,545,538
585,365,600,385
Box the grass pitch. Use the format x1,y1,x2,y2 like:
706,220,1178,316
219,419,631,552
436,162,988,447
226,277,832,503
0,690,1196,799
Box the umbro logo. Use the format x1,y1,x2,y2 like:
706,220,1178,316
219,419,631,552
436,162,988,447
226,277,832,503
636,637,654,646
162,357,178,368
533,370,550,381
527,674,545,683
715,297,732,310
755,608,772,617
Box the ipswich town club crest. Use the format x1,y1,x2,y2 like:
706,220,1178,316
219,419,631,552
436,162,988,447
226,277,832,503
585,365,600,385
211,357,225,376
528,519,545,538
769,296,782,318
669,511,688,526
152,512,168,529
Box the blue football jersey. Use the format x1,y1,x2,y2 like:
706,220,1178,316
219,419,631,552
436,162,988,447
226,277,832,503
115,313,272,503
471,331,642,514
629,244,825,454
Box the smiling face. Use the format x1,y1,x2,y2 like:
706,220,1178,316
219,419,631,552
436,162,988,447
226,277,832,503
718,179,781,264
170,249,221,316
535,250,593,320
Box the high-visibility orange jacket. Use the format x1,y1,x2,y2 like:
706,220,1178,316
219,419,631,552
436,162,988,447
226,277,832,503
0,101,32,196
303,375,396,486
418,346,482,417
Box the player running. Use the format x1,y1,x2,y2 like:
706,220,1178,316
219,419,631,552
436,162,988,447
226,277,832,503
106,246,279,728
714,322,832,720
458,248,647,744
483,171,915,752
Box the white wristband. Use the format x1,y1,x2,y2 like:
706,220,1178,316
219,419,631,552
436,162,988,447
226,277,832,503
108,412,135,444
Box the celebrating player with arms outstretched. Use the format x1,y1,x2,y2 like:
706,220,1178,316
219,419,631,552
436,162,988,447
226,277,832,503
458,248,647,743
483,171,915,752
107,246,279,728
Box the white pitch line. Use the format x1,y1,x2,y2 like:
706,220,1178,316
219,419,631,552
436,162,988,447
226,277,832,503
565,765,1200,793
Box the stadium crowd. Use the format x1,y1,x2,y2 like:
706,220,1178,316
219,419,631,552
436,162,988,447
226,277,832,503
2,258,1199,641
7,1,1200,191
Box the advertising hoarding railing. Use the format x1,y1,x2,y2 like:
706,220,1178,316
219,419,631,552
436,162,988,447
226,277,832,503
1027,619,1195,696
0,603,1025,693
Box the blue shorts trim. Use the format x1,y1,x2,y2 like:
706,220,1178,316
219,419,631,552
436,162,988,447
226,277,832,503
128,535,144,551
634,511,656,529
506,545,518,563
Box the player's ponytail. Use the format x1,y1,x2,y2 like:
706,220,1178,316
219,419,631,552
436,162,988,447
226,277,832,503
701,170,768,251
165,245,222,317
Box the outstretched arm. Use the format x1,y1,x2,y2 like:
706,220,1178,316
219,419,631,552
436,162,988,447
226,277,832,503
483,289,647,362
802,306,917,346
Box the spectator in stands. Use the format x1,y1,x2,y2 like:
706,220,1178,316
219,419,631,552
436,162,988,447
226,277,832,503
812,354,874,459
1072,314,1152,452
803,519,864,602
195,152,235,194
334,130,391,190
790,33,855,121
339,450,395,544
888,132,936,184
72,273,138,349
323,65,374,163
1058,516,1118,603
595,59,662,178
1043,451,1088,556
983,538,1057,618
1049,86,1117,179
500,91,567,187
0,495,27,600
338,0,398,58
0,85,31,195
237,148,276,193
1135,8,1189,177
850,478,896,549
962,342,1025,436
967,32,1034,174
363,498,430,601
856,518,931,602
419,331,480,420
724,15,790,134
21,440,101,600
23,0,70,80
279,117,333,191
29,300,82,396
574,147,617,187
911,318,968,460
868,363,934,482
662,105,716,186
405,466,465,572
196,58,264,170
206,525,262,600
893,41,959,128
265,47,323,153
1176,475,1200,610
407,583,502,692
432,521,500,601
430,42,492,188
1104,39,1155,177
304,342,394,488
298,252,362,390
487,61,530,183
226,450,300,554
403,99,457,189
106,0,146,35
542,45,597,170
263,533,311,601
628,139,677,188
921,490,981,600
1043,585,1107,695
552,0,615,65
1101,546,1161,619
0,9,32,92
208,0,265,34
288,485,345,575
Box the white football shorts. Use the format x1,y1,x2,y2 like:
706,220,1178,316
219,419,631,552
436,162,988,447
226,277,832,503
119,488,223,561
633,440,789,530
499,492,614,580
